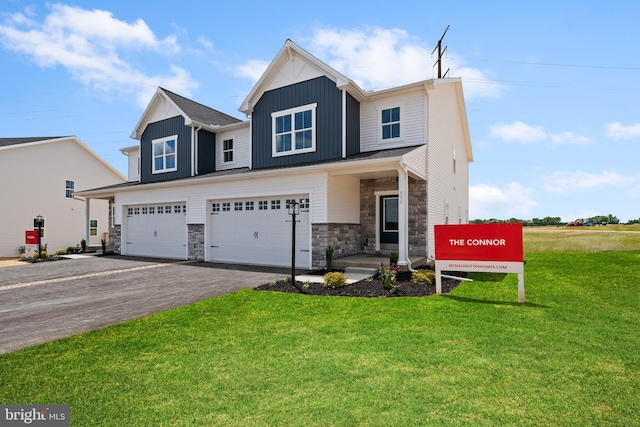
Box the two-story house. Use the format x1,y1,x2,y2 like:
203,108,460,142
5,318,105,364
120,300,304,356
78,39,472,269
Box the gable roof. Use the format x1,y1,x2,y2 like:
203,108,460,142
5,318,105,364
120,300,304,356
0,136,126,181
0,136,72,148
239,39,366,114
130,87,243,139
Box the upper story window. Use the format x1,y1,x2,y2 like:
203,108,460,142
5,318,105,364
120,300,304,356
65,180,75,198
272,103,317,157
381,107,400,140
152,135,178,174
223,139,234,163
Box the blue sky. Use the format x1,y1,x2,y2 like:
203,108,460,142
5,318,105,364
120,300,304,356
1,1,638,222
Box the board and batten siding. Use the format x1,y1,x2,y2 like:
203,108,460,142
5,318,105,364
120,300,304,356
360,90,427,153
140,116,192,183
114,170,329,227
346,92,361,156
197,129,216,175
216,126,251,171
426,82,470,258
251,76,343,169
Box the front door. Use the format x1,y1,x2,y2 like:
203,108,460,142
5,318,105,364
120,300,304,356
379,195,399,246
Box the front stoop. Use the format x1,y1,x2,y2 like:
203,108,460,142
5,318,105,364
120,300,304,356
331,254,426,272
297,266,377,284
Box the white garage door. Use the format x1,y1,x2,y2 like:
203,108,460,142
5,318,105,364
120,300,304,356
208,195,310,268
125,203,187,259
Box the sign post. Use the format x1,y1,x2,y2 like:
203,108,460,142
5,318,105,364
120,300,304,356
435,223,525,302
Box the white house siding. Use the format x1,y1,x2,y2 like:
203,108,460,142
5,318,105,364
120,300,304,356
114,170,329,227
360,89,427,152
326,175,360,223
403,145,428,181
215,126,251,171
264,51,325,94
125,147,140,182
0,139,124,257
426,82,470,258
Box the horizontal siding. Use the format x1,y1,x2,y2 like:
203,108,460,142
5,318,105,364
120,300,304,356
114,171,328,226
326,175,360,223
0,140,123,256
216,126,250,171
360,90,427,152
426,83,470,258
403,145,427,181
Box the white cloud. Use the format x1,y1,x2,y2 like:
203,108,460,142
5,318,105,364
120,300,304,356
469,182,537,219
489,121,546,144
606,122,640,140
197,36,214,52
0,4,197,107
234,59,270,82
541,170,638,194
234,27,502,99
550,132,593,145
489,121,592,146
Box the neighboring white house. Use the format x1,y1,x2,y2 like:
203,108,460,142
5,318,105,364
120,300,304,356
0,136,126,257
78,39,472,269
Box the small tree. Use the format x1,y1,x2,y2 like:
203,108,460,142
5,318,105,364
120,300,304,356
325,246,334,271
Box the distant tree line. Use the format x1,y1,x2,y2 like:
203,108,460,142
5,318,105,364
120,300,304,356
470,214,632,226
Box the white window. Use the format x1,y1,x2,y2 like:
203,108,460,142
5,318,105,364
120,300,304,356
299,198,310,210
222,203,230,212
157,206,164,214
234,202,243,211
212,203,220,213
259,201,268,210
127,208,133,216
285,199,296,210
223,139,234,163
271,200,281,210
134,207,140,215
142,207,148,215
245,201,254,211
272,103,317,156
381,107,400,140
89,220,98,236
65,180,75,198
152,135,178,174
165,205,172,214
149,206,155,214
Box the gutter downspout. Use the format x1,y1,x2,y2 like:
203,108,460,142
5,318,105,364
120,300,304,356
399,160,416,272
194,125,201,175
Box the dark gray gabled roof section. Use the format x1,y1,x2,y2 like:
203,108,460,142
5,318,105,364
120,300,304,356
160,88,243,127
0,136,71,148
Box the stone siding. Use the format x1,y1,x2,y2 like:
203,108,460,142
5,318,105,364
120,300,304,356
109,224,121,254
312,223,361,268
188,224,205,261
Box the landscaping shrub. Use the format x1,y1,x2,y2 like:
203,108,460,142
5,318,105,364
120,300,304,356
32,251,49,259
55,249,67,256
66,246,76,254
322,272,348,289
378,263,400,292
389,251,399,265
325,246,334,270
411,269,435,286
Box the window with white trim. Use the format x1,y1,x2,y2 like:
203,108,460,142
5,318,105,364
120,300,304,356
89,220,98,236
259,201,268,210
152,135,178,174
212,203,220,213
234,202,243,211
245,201,254,211
149,206,155,214
381,107,400,140
222,203,230,212
65,180,75,198
271,200,281,210
299,198,309,210
272,103,317,156
223,139,234,163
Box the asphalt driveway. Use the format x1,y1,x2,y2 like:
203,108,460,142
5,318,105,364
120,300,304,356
0,255,287,354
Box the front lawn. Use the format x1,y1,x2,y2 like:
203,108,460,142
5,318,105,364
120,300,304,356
0,252,638,426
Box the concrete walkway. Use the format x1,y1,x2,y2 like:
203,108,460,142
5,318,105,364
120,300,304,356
0,256,287,354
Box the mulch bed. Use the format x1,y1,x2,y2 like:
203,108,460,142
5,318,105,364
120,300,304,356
255,270,464,297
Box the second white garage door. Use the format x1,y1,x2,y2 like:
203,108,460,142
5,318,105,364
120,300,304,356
208,195,310,268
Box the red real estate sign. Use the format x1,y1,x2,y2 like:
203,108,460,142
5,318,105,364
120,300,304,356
434,223,525,302
25,230,39,245
435,223,523,262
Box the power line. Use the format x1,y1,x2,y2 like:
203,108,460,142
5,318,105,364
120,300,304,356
463,58,640,71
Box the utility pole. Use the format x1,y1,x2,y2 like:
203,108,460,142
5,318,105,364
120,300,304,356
431,25,450,78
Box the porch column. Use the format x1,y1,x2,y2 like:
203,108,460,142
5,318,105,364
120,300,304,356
85,198,91,245
397,165,409,267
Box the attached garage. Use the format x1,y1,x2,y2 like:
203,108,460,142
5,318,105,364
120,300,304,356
124,203,187,259
208,195,310,268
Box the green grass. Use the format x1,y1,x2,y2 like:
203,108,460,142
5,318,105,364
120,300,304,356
524,225,640,253
1,252,638,426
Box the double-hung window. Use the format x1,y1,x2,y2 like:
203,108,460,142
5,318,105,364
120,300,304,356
89,220,98,236
152,135,178,174
65,180,75,198
223,139,234,163
272,103,317,156
381,107,400,140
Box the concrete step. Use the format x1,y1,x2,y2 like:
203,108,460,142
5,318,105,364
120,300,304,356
344,267,378,276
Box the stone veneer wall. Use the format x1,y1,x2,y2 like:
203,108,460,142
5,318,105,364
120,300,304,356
360,176,427,257
109,224,121,254
312,223,361,269
188,224,205,261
